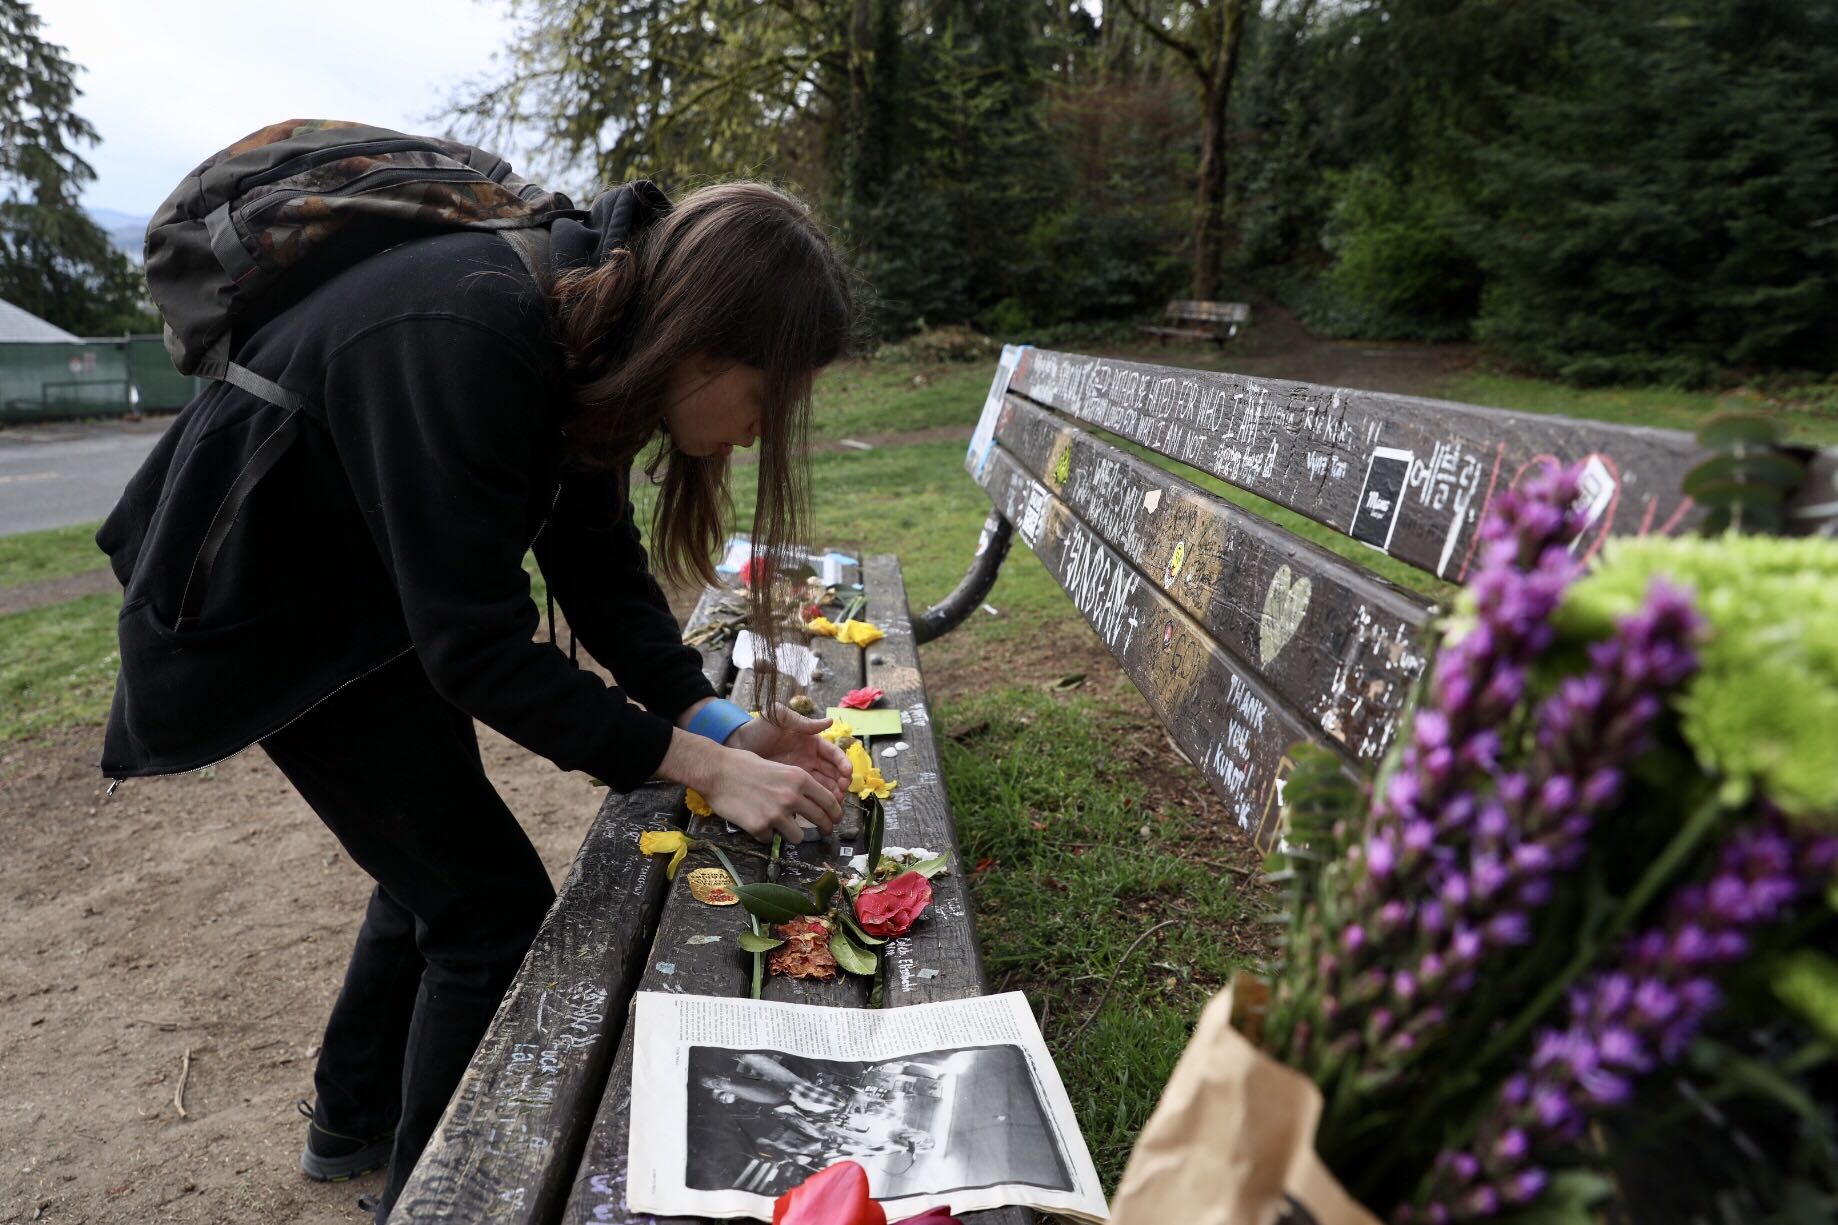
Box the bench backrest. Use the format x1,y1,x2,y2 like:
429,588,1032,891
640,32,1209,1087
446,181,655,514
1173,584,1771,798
1167,300,1250,325
966,346,1837,849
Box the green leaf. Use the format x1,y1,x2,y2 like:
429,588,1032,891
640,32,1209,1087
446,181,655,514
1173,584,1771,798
734,882,821,923
840,911,887,946
1771,950,1838,1045
1696,414,1779,450
812,869,840,910
829,930,878,975
1681,454,1803,496
907,853,949,878
1496,1168,1612,1224
738,932,786,953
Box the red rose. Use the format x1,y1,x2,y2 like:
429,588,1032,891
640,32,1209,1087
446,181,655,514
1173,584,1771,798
840,686,885,710
852,871,933,939
738,557,775,588
772,1160,885,1225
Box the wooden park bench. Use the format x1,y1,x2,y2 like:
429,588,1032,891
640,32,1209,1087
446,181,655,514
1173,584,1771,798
391,347,1838,1223
1138,299,1250,344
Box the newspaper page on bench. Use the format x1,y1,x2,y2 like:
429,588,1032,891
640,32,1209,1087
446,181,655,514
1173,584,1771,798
628,991,1109,1223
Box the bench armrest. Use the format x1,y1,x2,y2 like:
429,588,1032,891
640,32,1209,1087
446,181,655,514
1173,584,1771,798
911,509,1013,644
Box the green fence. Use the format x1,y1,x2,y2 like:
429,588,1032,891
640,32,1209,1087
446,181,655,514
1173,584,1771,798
0,335,203,424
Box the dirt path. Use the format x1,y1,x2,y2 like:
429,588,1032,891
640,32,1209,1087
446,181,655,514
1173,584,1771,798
1106,296,1478,396
0,705,612,1225
0,568,117,616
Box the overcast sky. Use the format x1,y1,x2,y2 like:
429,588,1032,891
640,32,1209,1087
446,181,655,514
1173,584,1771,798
34,0,520,217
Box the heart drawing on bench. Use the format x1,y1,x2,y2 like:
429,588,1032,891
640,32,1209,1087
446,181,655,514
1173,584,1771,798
1259,564,1312,666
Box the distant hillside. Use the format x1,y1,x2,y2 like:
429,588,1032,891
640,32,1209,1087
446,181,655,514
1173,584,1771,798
87,208,152,263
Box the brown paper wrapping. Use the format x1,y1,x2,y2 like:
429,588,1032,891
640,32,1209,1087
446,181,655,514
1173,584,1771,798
1110,984,1382,1225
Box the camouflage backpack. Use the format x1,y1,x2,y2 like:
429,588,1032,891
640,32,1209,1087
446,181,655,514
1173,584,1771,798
144,118,581,413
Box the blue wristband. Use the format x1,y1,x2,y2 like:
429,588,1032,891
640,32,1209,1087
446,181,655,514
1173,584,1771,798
686,698,752,745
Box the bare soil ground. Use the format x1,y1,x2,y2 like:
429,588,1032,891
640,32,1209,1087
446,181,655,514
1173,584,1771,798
0,713,605,1224
0,317,1462,1224
0,569,116,616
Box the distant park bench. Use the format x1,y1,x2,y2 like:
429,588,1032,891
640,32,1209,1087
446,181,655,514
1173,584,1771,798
1138,299,1250,344
390,347,1838,1222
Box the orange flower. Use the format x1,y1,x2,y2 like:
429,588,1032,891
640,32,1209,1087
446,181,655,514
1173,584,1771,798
768,916,839,980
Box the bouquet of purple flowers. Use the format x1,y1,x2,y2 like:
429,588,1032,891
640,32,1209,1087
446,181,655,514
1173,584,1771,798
1248,463,1838,1223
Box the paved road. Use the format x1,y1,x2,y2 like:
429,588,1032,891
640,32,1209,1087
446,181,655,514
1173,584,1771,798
0,417,170,537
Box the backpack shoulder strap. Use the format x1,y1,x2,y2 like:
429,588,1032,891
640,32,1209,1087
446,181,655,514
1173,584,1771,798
499,227,554,299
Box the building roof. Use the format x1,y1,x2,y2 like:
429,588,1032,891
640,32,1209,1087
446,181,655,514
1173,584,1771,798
0,297,82,343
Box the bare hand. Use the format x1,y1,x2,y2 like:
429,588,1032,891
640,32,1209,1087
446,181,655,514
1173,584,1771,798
702,747,843,845
726,704,851,803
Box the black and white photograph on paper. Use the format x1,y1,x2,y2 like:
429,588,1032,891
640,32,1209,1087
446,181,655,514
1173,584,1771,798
684,1044,1074,1199
625,991,1109,1223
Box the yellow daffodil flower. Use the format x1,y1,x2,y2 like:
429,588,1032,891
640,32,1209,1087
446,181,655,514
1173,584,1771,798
684,788,714,817
805,615,839,637
639,829,692,879
835,619,885,648
820,717,854,743
844,739,898,799
845,740,874,788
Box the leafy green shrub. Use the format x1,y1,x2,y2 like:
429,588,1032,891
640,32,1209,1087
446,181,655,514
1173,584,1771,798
1320,167,1479,341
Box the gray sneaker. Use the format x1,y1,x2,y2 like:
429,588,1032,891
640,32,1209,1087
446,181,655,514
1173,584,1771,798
297,1099,393,1182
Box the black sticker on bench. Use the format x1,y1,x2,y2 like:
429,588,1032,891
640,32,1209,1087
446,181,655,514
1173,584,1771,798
1350,447,1413,551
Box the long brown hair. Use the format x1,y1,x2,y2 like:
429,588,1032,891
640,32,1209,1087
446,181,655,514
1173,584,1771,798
550,181,854,710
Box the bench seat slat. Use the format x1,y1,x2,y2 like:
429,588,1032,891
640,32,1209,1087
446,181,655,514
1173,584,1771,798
859,554,1034,1224
1008,349,1706,582
860,556,1001,1006
558,562,879,1225
989,393,1436,763
979,447,1325,847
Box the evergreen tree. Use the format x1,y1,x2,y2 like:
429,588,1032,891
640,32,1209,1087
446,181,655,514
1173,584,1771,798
1467,0,1838,383
0,0,153,334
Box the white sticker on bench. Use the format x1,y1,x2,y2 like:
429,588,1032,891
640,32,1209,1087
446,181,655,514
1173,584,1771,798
967,343,1027,478
731,630,816,685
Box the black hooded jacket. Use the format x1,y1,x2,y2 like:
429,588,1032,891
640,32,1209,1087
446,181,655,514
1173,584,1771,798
94,184,717,791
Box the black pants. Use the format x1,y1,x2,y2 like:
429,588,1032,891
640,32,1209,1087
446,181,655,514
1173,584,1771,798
261,651,555,1221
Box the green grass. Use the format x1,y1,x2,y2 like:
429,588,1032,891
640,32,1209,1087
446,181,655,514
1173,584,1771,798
724,437,1078,640
0,518,107,586
936,687,1266,1185
807,359,993,442
0,592,120,747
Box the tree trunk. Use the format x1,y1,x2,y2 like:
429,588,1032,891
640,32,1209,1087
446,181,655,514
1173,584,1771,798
845,0,872,206
1188,0,1247,302
1189,88,1227,301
